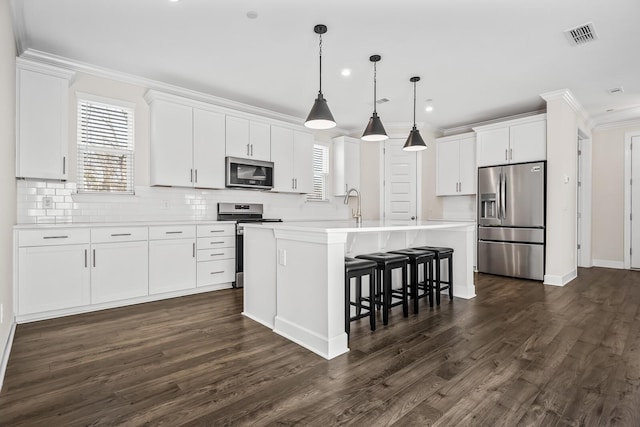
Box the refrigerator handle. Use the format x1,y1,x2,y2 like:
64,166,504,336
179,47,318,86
502,173,507,219
496,172,502,220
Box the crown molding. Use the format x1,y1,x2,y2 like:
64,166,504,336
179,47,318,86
443,109,546,136
10,0,26,55
540,88,592,128
592,117,640,131
590,105,640,130
19,48,353,133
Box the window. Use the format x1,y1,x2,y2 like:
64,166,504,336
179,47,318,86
77,94,135,194
308,144,330,201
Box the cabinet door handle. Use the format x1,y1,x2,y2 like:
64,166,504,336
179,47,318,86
193,242,195,257
509,148,513,160
84,249,87,268
210,241,225,244
247,144,250,156
505,149,508,161
43,235,68,239
190,169,193,183
210,253,225,256
166,231,183,234
294,178,297,189
210,271,225,275
345,184,348,194
250,144,253,156
210,230,224,233
111,233,131,237
62,157,66,174
195,169,198,183
93,249,96,267
292,178,295,189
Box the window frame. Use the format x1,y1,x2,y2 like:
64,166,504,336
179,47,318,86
76,92,136,195
308,143,330,202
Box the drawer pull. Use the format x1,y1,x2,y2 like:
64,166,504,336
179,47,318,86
43,235,69,239
210,253,225,256
210,241,225,244
111,233,132,237
209,230,225,233
210,271,225,275
166,231,183,234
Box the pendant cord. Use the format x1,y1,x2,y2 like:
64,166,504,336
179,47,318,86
373,61,377,114
319,34,323,94
413,81,417,126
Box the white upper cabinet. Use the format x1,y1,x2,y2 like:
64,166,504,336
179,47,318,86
475,114,546,167
147,92,226,189
332,136,360,196
271,125,314,193
436,133,476,196
225,116,271,161
16,58,75,180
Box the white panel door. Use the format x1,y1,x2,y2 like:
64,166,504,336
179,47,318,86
149,239,196,294
436,139,460,195
18,244,90,315
270,125,294,192
458,136,477,194
91,241,149,304
293,130,314,194
149,100,193,187
384,139,417,222
193,109,225,189
510,119,547,163
631,136,640,268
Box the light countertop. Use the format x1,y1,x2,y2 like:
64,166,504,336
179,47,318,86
243,220,474,233
14,220,236,230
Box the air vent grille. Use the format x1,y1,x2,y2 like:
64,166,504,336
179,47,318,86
607,87,624,95
564,22,598,46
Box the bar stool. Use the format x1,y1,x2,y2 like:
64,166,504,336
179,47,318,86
414,246,453,305
344,258,377,337
355,252,409,326
389,248,435,312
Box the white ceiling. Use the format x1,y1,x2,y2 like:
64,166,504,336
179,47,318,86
11,0,640,132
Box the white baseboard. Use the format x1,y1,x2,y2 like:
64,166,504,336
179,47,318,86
242,311,274,330
544,269,577,287
273,316,349,360
0,320,17,392
592,259,625,269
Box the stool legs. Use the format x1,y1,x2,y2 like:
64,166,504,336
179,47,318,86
368,267,376,331
344,271,351,337
411,261,419,314
448,255,453,300
428,259,434,307
435,258,441,306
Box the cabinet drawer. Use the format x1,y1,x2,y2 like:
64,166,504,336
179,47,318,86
18,228,90,247
197,235,235,250
197,247,235,262
197,259,235,287
91,227,148,243
149,225,196,240
197,224,235,237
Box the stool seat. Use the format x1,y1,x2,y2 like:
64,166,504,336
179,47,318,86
345,258,378,273
389,248,435,261
356,252,409,266
415,246,453,255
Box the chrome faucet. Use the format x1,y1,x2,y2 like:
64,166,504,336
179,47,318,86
344,188,362,225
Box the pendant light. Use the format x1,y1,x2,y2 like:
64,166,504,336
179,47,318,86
305,24,336,130
403,76,427,151
361,55,388,141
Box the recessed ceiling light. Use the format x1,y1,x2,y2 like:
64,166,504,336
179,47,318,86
341,69,351,77
246,11,258,19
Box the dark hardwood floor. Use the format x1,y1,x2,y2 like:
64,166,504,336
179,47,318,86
2,267,640,426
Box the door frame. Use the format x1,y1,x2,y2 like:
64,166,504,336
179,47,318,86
577,129,592,268
624,130,640,269
378,138,423,221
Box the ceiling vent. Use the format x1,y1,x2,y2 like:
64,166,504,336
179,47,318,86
564,22,598,46
376,98,390,104
607,87,624,95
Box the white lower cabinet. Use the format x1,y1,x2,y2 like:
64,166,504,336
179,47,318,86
91,240,149,304
149,225,196,295
18,243,90,315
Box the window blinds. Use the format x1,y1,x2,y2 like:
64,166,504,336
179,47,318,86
77,99,135,194
309,144,329,201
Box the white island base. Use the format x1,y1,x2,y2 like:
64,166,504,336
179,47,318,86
243,221,475,360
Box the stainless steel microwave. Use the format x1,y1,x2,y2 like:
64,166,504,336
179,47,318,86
225,157,274,190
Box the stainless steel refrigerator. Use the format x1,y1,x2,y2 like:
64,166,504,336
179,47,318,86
477,161,546,280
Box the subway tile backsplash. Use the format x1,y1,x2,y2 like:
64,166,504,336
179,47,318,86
16,179,348,224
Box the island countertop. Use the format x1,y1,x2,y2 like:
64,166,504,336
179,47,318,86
242,219,474,233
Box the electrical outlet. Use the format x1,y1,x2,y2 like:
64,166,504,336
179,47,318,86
43,196,53,209
161,200,170,209
278,249,287,266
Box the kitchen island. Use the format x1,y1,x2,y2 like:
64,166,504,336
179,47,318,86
242,220,475,360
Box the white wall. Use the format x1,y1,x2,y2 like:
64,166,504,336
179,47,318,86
0,0,17,388
592,124,640,264
544,96,578,285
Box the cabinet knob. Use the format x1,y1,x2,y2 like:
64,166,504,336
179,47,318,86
411,216,416,220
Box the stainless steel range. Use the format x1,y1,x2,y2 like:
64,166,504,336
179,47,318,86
217,203,282,288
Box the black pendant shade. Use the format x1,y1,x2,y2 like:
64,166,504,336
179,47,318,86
403,76,427,151
305,24,336,130
362,54,388,141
